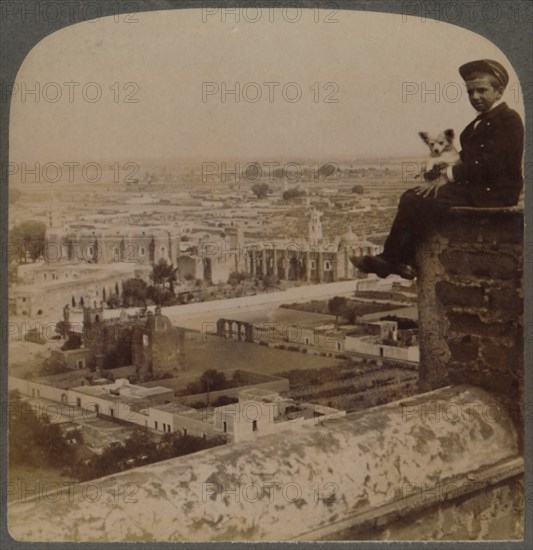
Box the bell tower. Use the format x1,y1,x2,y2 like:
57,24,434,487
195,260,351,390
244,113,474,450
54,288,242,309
308,208,323,244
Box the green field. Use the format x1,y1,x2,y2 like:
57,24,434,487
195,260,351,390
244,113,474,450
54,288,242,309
184,335,341,376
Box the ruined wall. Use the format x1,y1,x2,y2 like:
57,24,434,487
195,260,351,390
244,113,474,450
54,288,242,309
417,207,524,434
130,320,185,378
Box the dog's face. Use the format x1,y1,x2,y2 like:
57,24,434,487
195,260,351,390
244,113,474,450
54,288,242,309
418,129,455,156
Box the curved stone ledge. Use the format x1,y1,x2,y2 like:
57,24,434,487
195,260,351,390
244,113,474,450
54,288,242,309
8,385,520,542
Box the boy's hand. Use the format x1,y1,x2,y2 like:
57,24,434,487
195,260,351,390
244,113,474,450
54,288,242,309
414,180,447,198
422,162,448,182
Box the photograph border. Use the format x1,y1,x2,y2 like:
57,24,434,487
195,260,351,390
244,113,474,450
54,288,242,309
1,1,531,548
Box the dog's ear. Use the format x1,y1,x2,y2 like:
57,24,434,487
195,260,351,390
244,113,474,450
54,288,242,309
444,129,455,140
418,132,429,143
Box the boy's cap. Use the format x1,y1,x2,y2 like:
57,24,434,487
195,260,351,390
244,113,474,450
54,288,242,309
459,59,509,88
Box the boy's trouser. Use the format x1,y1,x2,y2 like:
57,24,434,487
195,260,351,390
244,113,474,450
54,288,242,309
382,184,474,267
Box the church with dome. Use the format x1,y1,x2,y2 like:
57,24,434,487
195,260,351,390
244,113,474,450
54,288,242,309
204,207,382,284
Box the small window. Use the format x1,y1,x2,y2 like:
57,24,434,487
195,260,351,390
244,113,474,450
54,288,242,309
183,428,188,436
252,420,257,432
223,421,227,433
76,398,81,407
155,421,158,430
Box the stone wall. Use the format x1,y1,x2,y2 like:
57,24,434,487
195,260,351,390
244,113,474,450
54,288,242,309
417,207,524,436
323,474,524,541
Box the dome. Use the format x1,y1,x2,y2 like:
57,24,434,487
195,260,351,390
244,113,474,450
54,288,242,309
145,310,172,332
338,225,359,248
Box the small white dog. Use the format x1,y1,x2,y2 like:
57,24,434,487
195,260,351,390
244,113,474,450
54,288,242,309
417,129,460,182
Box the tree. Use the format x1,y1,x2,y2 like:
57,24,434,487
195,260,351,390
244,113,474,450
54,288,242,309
228,271,247,288
251,182,270,198
150,258,178,291
262,273,279,290
282,188,306,200
318,163,337,179
199,369,227,405
8,390,79,469
342,302,361,325
9,221,46,262
146,285,175,307
106,293,121,309
328,296,348,324
55,320,70,339
61,333,82,351
122,278,147,307
39,358,70,376
351,184,365,194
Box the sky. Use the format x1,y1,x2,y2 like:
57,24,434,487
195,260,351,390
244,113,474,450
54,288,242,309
9,8,524,164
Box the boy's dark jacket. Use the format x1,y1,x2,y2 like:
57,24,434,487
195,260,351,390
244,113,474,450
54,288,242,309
452,102,524,207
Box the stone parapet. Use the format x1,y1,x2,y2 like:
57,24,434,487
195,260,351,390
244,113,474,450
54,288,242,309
8,385,521,541
416,207,524,435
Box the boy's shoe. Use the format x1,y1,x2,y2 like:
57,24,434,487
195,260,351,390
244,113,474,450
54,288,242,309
351,255,416,280
350,255,392,278
390,263,417,280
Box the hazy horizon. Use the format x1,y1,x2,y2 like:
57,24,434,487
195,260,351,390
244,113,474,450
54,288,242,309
9,8,524,164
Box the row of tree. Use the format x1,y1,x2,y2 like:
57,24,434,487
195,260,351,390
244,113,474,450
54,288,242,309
8,390,82,469
8,390,226,482
9,221,47,264
327,296,366,325
71,430,226,481
251,182,364,200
